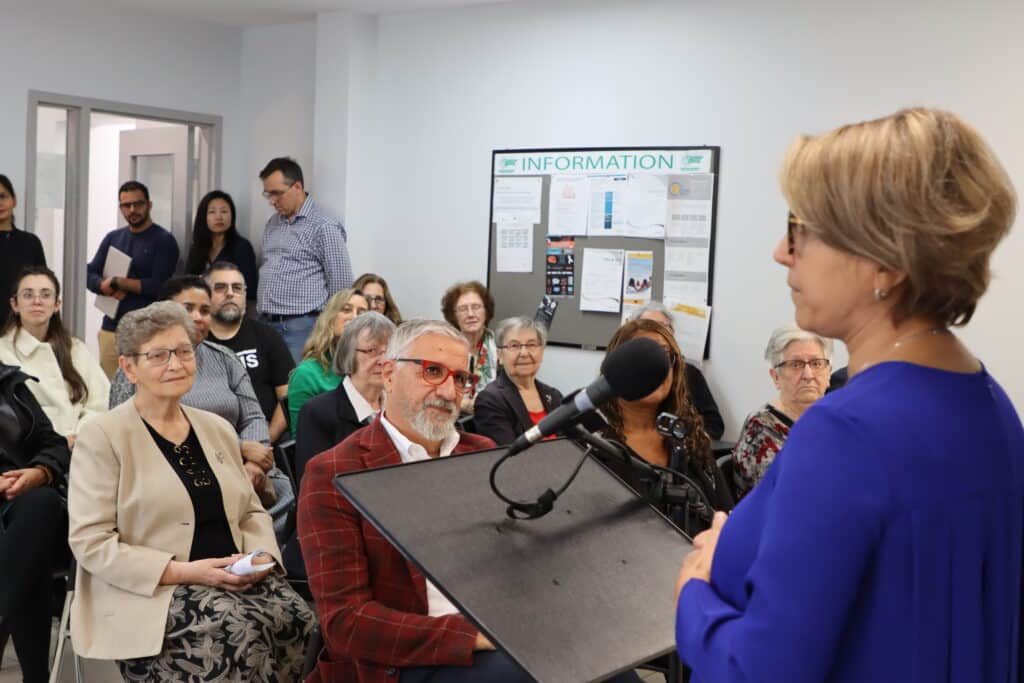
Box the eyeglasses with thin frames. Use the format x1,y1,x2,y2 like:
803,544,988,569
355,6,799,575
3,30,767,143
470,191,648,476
454,303,484,315
787,212,810,256
133,345,196,366
119,200,147,211
499,341,542,353
17,290,56,303
364,295,387,307
774,358,830,373
396,358,476,392
211,282,246,294
262,183,295,200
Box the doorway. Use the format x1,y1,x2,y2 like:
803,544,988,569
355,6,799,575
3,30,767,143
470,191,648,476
24,92,221,349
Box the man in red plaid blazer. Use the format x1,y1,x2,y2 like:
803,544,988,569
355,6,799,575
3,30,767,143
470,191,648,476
297,320,535,682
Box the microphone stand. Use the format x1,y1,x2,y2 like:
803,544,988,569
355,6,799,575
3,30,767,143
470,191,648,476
570,425,706,533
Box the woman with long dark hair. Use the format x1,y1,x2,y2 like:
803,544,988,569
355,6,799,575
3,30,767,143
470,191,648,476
0,266,109,448
0,175,46,331
185,191,257,306
600,318,733,538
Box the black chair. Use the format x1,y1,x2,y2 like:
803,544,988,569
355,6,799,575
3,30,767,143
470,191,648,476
301,624,323,680
48,559,83,683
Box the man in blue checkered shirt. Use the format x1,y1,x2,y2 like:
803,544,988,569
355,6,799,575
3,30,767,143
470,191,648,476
256,157,353,360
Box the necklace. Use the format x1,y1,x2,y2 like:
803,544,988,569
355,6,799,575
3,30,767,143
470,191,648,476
855,326,948,375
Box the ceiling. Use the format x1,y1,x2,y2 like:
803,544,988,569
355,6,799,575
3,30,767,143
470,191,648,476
19,0,518,26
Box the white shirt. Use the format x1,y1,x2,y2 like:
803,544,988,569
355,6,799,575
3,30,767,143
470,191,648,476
0,328,110,436
342,376,377,424
379,412,462,617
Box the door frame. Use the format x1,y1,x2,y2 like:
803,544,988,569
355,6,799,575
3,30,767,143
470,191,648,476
24,91,222,337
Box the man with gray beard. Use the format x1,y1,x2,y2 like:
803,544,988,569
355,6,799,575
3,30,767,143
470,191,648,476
296,320,545,682
206,261,294,443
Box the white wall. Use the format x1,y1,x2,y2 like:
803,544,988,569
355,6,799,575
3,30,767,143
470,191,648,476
2,2,246,230
239,21,318,252
314,0,1024,438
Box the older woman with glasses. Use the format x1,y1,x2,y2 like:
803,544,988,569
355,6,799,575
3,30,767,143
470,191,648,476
473,317,562,446
294,312,395,484
287,287,368,429
108,276,281,510
441,281,497,413
731,323,832,498
675,109,1022,683
67,301,313,681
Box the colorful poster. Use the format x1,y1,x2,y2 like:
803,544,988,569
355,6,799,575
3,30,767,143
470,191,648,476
620,250,655,323
545,238,576,297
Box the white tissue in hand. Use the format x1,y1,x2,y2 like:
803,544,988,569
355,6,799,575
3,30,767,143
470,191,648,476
226,550,276,576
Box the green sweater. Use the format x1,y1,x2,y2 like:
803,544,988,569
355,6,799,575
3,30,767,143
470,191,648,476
287,357,341,429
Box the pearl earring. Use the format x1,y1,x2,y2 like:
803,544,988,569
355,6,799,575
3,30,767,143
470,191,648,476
874,288,889,301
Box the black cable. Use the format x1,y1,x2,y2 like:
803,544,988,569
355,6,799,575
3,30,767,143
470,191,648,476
488,440,592,520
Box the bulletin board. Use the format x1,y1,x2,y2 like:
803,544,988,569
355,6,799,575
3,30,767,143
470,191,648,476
486,147,720,357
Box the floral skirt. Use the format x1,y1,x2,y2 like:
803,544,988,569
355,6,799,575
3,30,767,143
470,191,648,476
117,574,315,682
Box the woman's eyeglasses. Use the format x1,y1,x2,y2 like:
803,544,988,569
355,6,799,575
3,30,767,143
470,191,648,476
499,341,542,352
17,289,56,303
133,345,196,366
396,358,476,392
787,212,810,255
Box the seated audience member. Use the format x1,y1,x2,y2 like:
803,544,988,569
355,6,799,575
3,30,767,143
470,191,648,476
353,272,403,324
67,302,313,680
0,361,70,683
630,302,725,440
732,323,833,498
441,280,497,413
827,364,849,393
205,262,294,443
601,319,733,538
0,266,109,447
473,316,562,445
0,174,47,331
185,191,258,310
287,287,368,428
108,277,284,512
297,320,514,681
295,311,395,484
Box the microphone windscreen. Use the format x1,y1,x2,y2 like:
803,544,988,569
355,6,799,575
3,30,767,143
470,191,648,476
601,337,671,401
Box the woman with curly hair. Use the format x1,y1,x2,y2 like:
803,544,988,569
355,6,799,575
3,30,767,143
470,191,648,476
600,319,733,537
440,280,497,413
287,288,368,428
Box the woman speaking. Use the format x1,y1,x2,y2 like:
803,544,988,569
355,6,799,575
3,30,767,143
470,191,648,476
674,108,1023,681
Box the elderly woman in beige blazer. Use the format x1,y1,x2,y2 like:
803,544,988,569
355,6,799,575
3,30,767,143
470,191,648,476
68,301,313,682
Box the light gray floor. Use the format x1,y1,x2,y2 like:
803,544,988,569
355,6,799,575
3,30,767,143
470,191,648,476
0,627,668,682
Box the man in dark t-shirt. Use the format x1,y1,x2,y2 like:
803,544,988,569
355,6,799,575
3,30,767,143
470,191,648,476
206,261,294,443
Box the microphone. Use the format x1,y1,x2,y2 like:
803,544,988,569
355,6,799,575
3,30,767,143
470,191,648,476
505,337,670,457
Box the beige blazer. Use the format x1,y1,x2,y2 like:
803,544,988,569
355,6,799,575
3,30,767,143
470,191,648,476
67,400,281,660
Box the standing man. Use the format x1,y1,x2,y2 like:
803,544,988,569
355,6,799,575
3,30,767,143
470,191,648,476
86,181,179,377
205,261,295,443
257,157,353,361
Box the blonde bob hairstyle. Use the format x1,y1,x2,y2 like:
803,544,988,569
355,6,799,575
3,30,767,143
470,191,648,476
300,288,367,370
780,107,1016,327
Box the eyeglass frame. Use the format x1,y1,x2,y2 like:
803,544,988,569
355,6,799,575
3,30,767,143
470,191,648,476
454,303,484,315
15,289,57,303
787,211,812,256
498,341,543,353
395,358,476,392
773,358,831,373
363,295,387,307
261,182,295,200
210,282,247,294
130,345,197,366
118,199,148,211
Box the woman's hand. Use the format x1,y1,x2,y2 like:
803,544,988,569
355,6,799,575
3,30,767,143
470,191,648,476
0,467,49,500
240,441,274,472
473,632,496,652
675,511,728,601
161,555,268,591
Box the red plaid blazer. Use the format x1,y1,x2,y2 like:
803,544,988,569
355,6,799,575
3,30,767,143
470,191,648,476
297,415,496,683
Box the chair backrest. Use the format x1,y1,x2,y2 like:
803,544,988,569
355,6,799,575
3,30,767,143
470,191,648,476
274,439,298,492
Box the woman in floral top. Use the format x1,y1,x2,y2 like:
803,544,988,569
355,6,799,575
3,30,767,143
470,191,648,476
441,280,498,413
733,324,832,498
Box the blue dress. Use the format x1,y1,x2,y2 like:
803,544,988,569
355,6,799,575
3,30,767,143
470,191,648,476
676,362,1024,682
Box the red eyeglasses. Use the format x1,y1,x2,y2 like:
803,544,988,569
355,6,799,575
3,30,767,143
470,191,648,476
396,358,476,392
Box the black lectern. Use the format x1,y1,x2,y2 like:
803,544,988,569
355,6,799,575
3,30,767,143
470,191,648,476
334,438,692,682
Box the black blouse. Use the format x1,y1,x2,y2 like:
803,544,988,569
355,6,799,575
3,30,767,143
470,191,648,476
186,234,259,303
143,422,238,561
